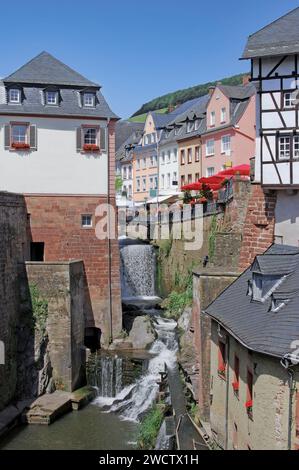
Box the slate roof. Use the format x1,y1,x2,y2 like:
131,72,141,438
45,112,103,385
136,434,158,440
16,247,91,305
204,244,299,359
242,7,299,59
0,52,118,119
4,51,99,87
115,121,144,162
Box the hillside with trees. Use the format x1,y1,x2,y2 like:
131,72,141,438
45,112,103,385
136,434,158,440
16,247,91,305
131,72,248,118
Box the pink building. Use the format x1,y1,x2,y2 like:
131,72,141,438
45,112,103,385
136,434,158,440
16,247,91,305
201,82,256,177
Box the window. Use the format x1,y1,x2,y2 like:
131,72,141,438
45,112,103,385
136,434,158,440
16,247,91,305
149,177,154,189
46,91,58,105
142,177,146,191
167,151,171,163
246,370,253,419
151,133,156,144
210,111,215,126
206,139,215,156
136,177,140,192
173,172,177,184
180,149,185,165
150,156,154,167
221,135,231,155
218,340,227,378
187,121,195,133
161,174,165,189
136,158,140,170
221,107,226,123
278,136,291,160
195,119,200,131
128,165,132,179
9,88,21,103
174,126,179,136
188,174,192,184
207,167,215,177
161,152,165,165
252,273,283,302
294,136,299,159
30,242,44,262
232,355,240,396
167,173,171,188
144,135,149,145
195,146,200,162
82,214,93,228
154,176,158,190
83,93,95,107
173,148,178,162
284,92,296,108
187,148,192,164
181,175,185,187
142,157,147,169
195,172,199,181
154,155,158,166
84,127,97,145
12,124,28,144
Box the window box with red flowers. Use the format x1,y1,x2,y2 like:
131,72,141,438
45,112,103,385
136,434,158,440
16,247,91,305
245,400,253,419
232,381,239,396
218,364,226,379
11,142,30,150
83,144,100,152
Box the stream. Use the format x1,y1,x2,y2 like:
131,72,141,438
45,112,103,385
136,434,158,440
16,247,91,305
1,239,181,450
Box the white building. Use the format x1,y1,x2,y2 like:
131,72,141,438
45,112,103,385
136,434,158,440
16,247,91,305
242,7,299,246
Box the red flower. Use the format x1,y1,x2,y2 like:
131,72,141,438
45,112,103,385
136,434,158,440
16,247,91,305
245,400,253,409
232,381,239,392
83,144,100,151
12,142,30,149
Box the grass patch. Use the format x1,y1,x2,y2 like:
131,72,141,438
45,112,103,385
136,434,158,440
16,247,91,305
162,268,193,320
29,284,48,337
137,404,164,450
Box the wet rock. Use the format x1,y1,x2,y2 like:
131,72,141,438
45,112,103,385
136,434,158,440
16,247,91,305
178,307,199,400
127,315,156,350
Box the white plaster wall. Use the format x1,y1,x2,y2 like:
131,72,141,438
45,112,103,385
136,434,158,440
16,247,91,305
0,116,108,194
275,191,299,246
159,142,179,195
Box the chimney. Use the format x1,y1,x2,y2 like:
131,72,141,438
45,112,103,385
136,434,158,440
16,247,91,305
208,86,215,96
242,75,250,86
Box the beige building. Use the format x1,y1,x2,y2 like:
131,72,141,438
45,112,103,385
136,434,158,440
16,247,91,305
204,245,299,450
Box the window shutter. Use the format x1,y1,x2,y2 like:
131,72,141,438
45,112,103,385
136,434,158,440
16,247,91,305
100,127,107,151
77,127,82,151
4,124,11,149
30,125,37,150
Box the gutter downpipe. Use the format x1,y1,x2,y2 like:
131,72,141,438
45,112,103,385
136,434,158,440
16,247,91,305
106,117,113,345
287,368,295,450
225,335,230,450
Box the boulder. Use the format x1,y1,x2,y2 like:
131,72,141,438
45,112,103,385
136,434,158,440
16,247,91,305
128,315,156,350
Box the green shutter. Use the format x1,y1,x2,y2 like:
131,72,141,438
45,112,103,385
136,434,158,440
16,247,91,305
4,125,10,149
100,127,107,151
30,125,37,150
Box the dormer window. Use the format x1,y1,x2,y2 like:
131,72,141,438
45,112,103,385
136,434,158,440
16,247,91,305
194,119,200,131
270,297,289,313
9,88,21,104
83,93,95,107
252,273,284,302
46,91,58,105
187,121,195,133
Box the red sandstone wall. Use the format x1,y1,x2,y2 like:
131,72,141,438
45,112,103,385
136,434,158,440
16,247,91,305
24,119,122,347
238,184,276,270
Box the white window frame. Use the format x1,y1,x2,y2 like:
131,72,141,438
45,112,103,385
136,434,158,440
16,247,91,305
81,214,93,228
210,111,215,126
278,136,291,160
161,152,165,165
221,135,231,155
83,93,95,107
187,147,192,164
284,92,296,108
161,174,165,189
173,148,178,162
46,91,58,105
9,88,21,104
195,146,200,162
206,139,215,156
194,119,200,131
167,150,171,163
142,176,146,191
187,121,195,133
167,173,171,188
11,123,29,144
136,177,141,192
293,135,299,159
207,167,215,177
221,107,226,123
83,127,98,145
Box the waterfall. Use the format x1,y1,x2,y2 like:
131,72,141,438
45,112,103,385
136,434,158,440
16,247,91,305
120,242,157,299
94,316,178,423
88,355,123,398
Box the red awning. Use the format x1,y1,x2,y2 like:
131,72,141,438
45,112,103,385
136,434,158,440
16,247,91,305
181,182,203,191
218,164,250,176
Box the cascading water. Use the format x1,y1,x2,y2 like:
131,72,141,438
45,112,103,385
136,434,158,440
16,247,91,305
120,241,157,300
88,355,123,398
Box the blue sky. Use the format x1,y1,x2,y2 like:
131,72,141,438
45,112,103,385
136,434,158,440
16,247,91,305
0,0,298,118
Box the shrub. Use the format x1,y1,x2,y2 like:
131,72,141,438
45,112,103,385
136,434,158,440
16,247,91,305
137,404,164,449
